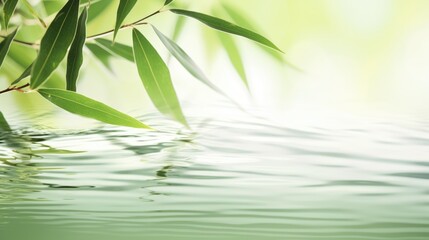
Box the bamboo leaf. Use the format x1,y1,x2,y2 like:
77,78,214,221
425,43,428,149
86,42,114,70
220,4,253,30
217,33,248,88
67,7,88,92
221,4,285,63
5,41,35,67
86,39,134,71
8,45,65,89
29,146,84,155
153,26,226,96
95,38,134,62
166,15,186,63
30,0,79,89
3,0,18,29
27,149,84,155
114,0,137,42
164,0,174,6
11,62,32,85
132,28,188,127
171,15,186,42
80,0,104,5
20,0,47,28
167,1,187,43
38,88,151,129
219,5,300,71
154,26,243,109
0,111,12,132
0,27,17,67
200,24,221,64
170,9,283,52
87,0,112,23
42,0,65,17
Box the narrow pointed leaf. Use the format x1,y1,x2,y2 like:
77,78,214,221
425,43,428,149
3,0,18,29
154,26,243,109
171,15,186,42
0,111,12,132
5,41,35,67
220,4,253,30
164,0,174,6
86,42,114,70
166,15,186,63
153,26,225,95
217,33,248,88
80,0,104,5
87,0,112,23
219,6,300,71
170,9,282,52
29,147,84,155
200,25,221,63
168,2,188,43
30,0,79,89
38,88,151,129
114,0,137,41
132,29,188,127
20,0,47,28
221,4,285,63
8,48,66,89
11,62,32,85
95,38,134,62
42,0,66,17
67,7,88,92
86,39,134,71
0,27,17,67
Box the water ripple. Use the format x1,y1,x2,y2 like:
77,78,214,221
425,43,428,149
0,112,428,239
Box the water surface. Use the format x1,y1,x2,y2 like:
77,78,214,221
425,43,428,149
1,110,429,240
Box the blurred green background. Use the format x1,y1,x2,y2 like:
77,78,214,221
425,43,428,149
1,0,429,126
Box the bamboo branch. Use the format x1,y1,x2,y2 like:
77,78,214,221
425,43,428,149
0,83,30,95
86,10,162,40
0,9,164,47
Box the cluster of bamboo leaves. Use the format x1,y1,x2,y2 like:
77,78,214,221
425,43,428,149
0,0,282,129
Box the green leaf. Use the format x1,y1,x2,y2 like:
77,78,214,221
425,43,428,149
200,24,221,64
170,9,283,52
86,42,113,70
87,0,112,23
164,0,174,6
166,15,186,63
220,4,253,30
38,88,151,129
153,26,226,96
0,111,12,132
30,0,79,89
11,62,32,85
42,0,65,17
171,15,186,42
85,39,134,71
0,27,17,68
220,4,285,63
29,146,84,155
67,7,88,92
2,0,18,29
95,38,134,62
217,33,248,88
20,0,47,28
114,0,137,42
8,47,65,89
132,28,188,127
5,41,36,67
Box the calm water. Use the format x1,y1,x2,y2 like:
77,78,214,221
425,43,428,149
1,109,429,240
